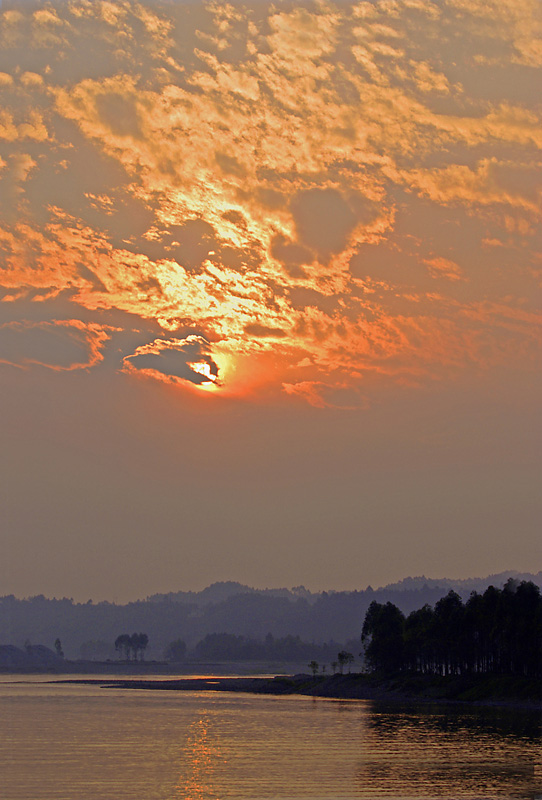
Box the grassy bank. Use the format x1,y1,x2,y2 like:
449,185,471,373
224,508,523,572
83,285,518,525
56,671,541,708
249,672,541,705
379,672,542,704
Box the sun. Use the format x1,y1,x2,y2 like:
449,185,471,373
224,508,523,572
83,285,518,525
188,361,219,389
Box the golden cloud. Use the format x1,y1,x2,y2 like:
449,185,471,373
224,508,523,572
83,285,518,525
0,0,541,404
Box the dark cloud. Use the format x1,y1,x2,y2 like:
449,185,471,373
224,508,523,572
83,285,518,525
142,218,262,274
290,188,357,257
244,323,287,338
0,319,109,370
270,233,313,276
77,263,107,292
255,187,286,210
215,152,246,178
221,209,247,228
161,219,218,273
124,335,219,385
287,287,341,315
0,1,170,85
95,92,142,138
21,124,133,228
136,275,163,296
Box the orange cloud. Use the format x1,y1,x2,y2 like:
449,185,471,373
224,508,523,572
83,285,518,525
1,0,541,402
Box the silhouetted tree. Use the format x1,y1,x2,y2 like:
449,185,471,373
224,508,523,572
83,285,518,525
308,660,319,676
115,634,132,660
404,603,434,673
337,650,352,674
361,581,542,679
361,601,405,673
54,638,64,658
130,632,149,661
164,639,187,662
433,590,463,675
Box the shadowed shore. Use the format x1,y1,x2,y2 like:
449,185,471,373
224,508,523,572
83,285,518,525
51,673,542,709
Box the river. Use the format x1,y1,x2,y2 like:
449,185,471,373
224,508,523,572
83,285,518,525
1,676,540,799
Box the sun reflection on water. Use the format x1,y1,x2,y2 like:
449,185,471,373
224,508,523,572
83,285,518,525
174,716,223,800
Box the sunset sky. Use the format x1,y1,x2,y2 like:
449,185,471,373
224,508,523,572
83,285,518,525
1,0,541,602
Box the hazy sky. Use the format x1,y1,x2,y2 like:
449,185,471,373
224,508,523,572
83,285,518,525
1,0,541,602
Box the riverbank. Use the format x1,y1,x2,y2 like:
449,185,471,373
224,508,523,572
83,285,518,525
53,672,541,709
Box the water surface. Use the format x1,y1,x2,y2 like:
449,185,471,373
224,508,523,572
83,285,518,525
1,677,540,799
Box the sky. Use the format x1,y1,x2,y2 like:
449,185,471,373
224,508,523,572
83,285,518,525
0,0,541,602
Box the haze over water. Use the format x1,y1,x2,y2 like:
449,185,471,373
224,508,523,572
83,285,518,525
2,678,541,800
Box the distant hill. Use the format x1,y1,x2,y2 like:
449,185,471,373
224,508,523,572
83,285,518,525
381,570,542,594
1,572,540,661
147,572,542,609
147,581,317,606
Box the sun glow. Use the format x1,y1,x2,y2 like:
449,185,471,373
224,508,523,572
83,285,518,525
188,361,218,385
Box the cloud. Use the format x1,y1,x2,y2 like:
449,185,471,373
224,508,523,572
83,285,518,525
95,91,142,139
403,158,542,214
290,189,358,257
244,323,287,338
0,319,115,370
155,219,220,274
423,257,465,282
1,0,541,402
270,234,314,277
282,379,366,410
123,335,220,387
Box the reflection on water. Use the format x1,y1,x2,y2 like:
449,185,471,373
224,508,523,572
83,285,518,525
175,716,223,800
358,704,541,799
0,678,540,800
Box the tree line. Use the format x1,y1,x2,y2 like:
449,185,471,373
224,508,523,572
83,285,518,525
107,631,359,665
161,632,359,665
114,632,149,661
361,580,542,678
2,578,496,659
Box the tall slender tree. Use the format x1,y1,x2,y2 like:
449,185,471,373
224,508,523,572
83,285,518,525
361,581,541,679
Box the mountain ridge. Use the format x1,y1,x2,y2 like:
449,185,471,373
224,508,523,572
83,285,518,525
2,570,540,661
